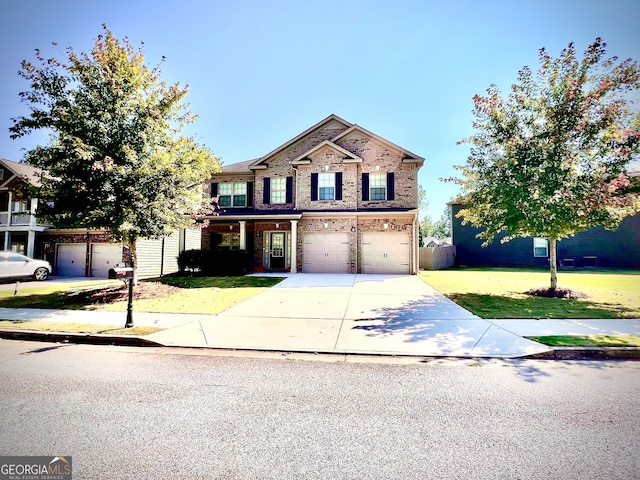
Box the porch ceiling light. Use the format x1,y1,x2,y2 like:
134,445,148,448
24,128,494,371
383,223,388,229
324,223,328,229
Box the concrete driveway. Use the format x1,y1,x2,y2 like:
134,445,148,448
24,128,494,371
185,273,519,356
220,273,477,321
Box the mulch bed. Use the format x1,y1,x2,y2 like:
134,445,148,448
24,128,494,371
527,287,590,299
70,282,181,304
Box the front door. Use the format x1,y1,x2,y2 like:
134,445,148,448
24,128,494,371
270,232,285,269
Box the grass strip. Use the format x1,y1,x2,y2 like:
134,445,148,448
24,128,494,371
527,335,640,347
0,320,162,336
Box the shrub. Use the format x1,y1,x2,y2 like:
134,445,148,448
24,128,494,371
178,249,251,276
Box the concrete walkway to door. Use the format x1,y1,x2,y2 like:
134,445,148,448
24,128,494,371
146,273,553,357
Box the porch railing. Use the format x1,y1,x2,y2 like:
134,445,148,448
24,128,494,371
0,212,40,227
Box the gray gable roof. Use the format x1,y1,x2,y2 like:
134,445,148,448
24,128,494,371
0,158,42,187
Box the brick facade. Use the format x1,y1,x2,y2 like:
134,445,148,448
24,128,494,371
201,114,424,274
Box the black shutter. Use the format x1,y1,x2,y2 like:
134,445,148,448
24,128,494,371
387,172,395,200
286,176,293,204
335,172,343,200
362,173,369,201
247,182,253,207
263,177,271,204
311,173,318,201
211,182,218,197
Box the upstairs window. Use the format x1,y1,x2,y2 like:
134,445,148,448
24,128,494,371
362,172,395,201
318,173,335,200
369,173,387,201
271,178,286,204
533,237,549,257
11,199,29,213
214,182,248,208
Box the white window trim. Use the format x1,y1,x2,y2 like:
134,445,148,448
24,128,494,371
271,178,286,204
533,237,549,257
219,182,247,208
318,172,335,201
369,173,387,201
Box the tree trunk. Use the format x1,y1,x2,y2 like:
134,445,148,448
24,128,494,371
549,237,557,291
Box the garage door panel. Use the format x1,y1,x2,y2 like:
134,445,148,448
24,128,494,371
362,232,410,274
91,244,123,278
303,233,350,273
56,244,86,277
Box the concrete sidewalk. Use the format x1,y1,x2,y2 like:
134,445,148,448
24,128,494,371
1,274,639,358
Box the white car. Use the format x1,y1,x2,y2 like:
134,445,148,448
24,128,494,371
0,251,51,281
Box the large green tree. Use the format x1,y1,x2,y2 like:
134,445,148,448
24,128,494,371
452,38,640,290
10,25,220,278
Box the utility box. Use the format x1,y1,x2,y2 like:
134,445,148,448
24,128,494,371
108,267,134,279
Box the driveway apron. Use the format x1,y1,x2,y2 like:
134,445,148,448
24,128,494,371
185,273,543,356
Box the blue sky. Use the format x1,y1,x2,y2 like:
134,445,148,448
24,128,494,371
1,0,639,220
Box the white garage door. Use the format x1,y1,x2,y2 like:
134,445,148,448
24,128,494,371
303,233,350,273
91,244,123,278
362,232,411,274
56,244,86,277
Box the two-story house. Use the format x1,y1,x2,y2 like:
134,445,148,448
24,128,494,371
0,158,46,257
200,114,425,274
0,157,200,277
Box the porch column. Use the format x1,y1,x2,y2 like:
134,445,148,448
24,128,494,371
290,220,298,273
239,221,246,250
27,231,35,258
6,191,12,230
30,198,38,227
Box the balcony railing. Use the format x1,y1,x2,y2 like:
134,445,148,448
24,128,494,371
0,212,40,227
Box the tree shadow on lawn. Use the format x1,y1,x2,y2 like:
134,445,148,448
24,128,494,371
0,282,180,310
447,293,638,319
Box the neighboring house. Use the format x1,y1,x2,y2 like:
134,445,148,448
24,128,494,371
199,114,425,274
0,158,47,257
0,157,199,278
450,201,640,269
422,236,451,248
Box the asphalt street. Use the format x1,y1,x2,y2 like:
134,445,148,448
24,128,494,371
1,340,639,479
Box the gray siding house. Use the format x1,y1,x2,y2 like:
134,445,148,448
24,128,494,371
451,202,640,269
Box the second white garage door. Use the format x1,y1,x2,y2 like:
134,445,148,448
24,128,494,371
362,232,411,274
90,244,123,278
56,244,86,277
303,233,351,273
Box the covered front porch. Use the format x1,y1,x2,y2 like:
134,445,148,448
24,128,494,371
202,213,302,273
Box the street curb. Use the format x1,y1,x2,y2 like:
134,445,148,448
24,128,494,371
0,329,163,347
1,329,639,360
525,346,640,360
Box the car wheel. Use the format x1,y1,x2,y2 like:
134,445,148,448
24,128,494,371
33,267,49,281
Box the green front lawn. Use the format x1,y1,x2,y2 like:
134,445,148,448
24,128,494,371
527,335,640,347
419,268,640,319
0,320,162,336
0,276,285,315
